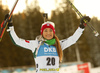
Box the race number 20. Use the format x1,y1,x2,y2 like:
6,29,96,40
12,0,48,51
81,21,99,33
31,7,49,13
46,57,55,66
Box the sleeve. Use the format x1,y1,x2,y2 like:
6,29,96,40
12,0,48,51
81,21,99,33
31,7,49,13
7,26,38,52
60,27,84,50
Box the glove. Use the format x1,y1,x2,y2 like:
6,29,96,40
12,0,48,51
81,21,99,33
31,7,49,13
80,16,91,29
4,14,13,27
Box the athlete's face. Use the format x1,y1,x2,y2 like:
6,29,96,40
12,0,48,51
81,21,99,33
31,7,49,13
43,28,54,40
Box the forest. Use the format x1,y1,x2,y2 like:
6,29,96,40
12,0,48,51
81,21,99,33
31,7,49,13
0,0,100,68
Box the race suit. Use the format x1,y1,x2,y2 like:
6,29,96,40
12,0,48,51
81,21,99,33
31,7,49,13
8,26,84,73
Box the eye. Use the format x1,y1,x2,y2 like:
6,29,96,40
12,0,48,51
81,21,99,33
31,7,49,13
44,29,47,32
50,29,53,32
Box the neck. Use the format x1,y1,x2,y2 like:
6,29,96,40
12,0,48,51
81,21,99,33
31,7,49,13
45,38,56,45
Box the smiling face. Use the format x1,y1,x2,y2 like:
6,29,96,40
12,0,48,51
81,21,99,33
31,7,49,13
43,28,54,40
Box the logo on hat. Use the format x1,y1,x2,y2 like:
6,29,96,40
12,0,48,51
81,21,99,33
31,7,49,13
47,24,50,26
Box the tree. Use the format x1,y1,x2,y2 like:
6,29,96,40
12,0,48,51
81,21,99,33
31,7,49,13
51,0,91,64
84,17,100,67
0,0,44,67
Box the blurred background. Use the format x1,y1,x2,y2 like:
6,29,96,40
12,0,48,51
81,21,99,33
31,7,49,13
0,0,100,73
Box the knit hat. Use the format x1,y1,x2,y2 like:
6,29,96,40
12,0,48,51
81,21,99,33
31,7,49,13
41,21,55,35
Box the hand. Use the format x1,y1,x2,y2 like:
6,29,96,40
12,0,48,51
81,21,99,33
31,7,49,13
80,16,91,29
4,14,13,27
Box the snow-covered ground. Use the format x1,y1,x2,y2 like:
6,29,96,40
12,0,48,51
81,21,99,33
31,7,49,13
0,63,100,73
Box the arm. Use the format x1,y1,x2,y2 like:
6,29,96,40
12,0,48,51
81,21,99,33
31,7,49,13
3,14,38,52
7,26,38,52
60,16,91,50
60,27,84,50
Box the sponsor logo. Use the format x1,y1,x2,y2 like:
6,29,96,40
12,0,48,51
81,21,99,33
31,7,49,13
44,47,56,52
40,68,59,71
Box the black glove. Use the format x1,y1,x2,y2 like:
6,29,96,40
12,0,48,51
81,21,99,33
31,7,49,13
80,16,91,29
4,14,13,27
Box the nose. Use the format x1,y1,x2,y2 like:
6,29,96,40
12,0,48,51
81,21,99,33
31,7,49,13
47,31,50,34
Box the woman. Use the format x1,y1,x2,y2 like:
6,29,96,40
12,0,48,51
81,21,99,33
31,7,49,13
5,14,90,73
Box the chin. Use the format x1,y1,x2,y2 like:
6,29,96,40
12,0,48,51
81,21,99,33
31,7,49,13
46,37,53,40
46,38,52,40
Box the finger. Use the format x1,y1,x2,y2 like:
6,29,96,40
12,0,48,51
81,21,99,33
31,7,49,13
84,16,91,22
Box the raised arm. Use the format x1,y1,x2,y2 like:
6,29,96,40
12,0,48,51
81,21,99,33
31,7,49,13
60,16,91,50
5,14,38,52
60,27,84,50
7,26,38,52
